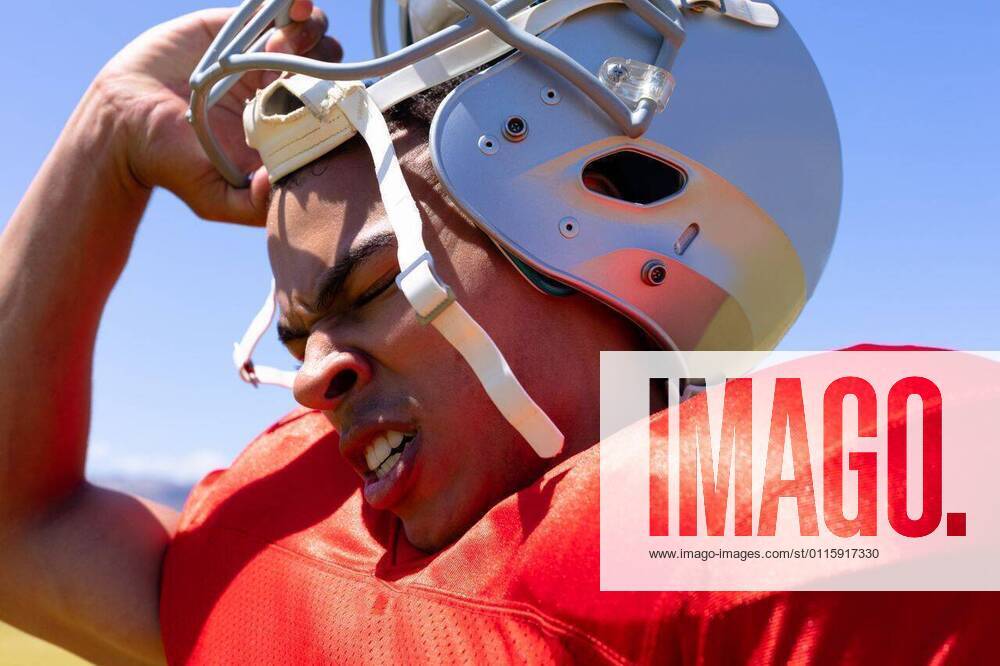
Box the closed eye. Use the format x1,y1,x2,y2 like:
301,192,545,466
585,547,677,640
353,271,398,309
276,271,399,357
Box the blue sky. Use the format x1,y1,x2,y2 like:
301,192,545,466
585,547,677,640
1,1,997,484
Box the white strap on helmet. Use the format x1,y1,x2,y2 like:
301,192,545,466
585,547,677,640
232,279,297,389
238,74,564,458
682,0,779,28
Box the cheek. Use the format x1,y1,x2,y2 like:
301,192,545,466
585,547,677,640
324,288,476,407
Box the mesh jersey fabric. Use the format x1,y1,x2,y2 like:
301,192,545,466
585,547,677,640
160,346,998,664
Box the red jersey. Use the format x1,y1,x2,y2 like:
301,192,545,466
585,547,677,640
160,347,996,664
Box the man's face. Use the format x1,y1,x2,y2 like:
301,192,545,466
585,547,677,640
266,122,641,550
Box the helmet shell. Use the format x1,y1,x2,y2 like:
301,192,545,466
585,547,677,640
429,2,841,351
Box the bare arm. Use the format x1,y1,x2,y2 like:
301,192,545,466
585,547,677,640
0,77,175,665
0,3,338,663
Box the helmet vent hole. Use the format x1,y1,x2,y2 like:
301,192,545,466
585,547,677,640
582,150,686,205
263,86,306,117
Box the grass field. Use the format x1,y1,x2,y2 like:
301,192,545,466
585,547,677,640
0,621,90,665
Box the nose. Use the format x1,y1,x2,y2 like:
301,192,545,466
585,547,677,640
293,347,373,412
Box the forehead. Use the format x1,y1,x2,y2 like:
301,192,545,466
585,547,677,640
266,136,385,280
265,125,435,284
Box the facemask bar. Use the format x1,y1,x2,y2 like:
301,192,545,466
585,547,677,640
375,0,777,58
189,0,686,186
370,0,411,60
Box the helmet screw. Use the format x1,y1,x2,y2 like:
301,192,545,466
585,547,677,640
641,259,667,286
605,62,629,84
541,86,561,105
478,134,499,155
502,115,528,142
559,217,579,239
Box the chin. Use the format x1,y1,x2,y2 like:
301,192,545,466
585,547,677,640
398,492,485,552
400,515,464,553
397,469,525,552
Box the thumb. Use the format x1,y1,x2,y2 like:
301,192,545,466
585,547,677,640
197,168,270,226
248,167,273,223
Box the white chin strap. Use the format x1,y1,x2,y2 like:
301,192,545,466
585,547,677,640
235,77,564,459
232,279,297,390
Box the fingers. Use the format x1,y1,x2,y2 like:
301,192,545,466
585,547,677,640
261,6,342,88
267,6,329,55
226,168,271,227
185,164,270,227
197,171,270,227
288,0,314,23
303,35,344,64
249,168,274,224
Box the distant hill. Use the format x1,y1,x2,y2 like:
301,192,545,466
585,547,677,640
92,475,196,511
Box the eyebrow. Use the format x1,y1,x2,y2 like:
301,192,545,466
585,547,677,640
277,231,396,344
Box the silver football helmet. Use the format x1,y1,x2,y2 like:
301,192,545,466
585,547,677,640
188,0,841,458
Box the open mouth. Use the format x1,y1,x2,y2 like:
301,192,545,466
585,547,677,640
364,430,416,480
361,428,421,510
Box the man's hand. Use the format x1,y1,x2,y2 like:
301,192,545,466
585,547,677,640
98,0,342,225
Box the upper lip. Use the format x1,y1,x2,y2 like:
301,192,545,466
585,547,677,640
337,420,417,479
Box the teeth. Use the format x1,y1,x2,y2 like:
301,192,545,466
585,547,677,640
364,446,380,472
363,430,410,472
373,435,391,464
375,452,402,479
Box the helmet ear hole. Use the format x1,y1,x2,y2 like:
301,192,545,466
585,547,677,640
582,150,686,205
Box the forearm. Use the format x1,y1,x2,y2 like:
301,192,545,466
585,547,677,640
0,79,151,526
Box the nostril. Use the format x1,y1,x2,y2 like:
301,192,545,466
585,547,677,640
324,369,358,400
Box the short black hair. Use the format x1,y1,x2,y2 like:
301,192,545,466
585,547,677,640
385,64,487,129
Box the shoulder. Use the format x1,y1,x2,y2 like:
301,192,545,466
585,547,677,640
160,408,392,663
176,408,340,532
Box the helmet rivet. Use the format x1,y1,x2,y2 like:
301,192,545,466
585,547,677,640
541,86,561,105
641,259,667,286
559,217,579,239
502,116,528,142
605,62,629,84
478,134,499,155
